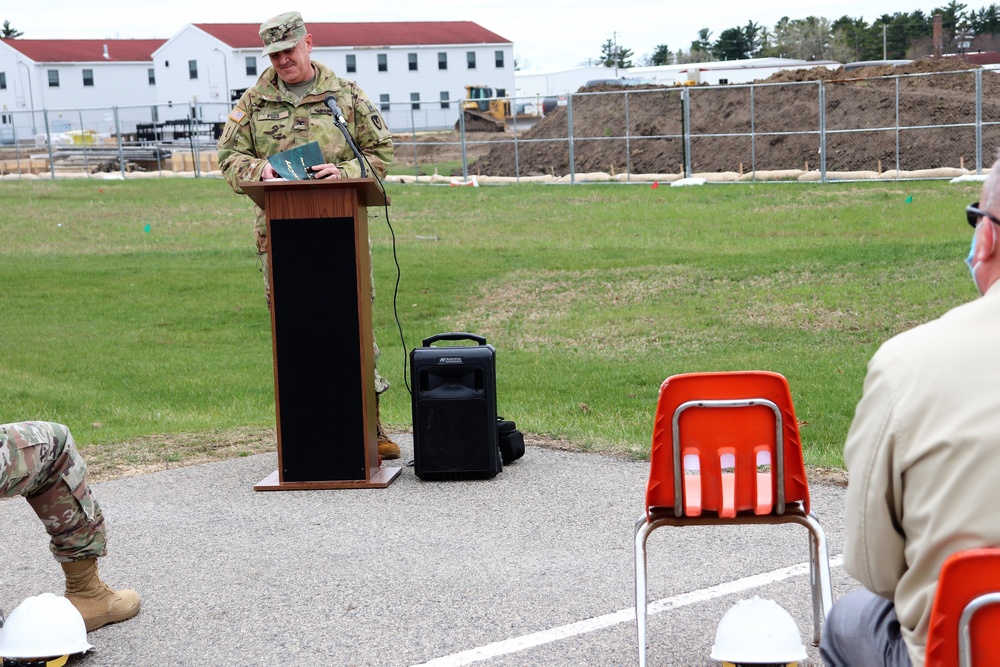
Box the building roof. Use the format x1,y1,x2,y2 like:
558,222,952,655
960,51,1000,65
194,21,511,49
1,39,165,63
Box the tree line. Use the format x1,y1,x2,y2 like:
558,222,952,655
594,1,1000,67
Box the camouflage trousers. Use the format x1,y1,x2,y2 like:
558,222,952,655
0,421,106,562
255,227,389,394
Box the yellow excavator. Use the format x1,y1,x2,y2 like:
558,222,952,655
457,85,510,132
457,85,543,132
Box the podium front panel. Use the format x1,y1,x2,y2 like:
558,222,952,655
269,216,366,482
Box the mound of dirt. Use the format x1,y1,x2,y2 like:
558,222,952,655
465,57,999,177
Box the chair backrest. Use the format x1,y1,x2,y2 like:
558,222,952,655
926,547,1000,667
645,371,809,519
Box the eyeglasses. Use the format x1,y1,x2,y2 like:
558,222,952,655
967,202,1000,228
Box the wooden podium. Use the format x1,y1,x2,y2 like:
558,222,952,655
241,178,401,491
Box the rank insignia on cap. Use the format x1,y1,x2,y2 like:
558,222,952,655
228,108,247,123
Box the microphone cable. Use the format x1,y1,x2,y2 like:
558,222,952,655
360,149,411,398
326,94,411,397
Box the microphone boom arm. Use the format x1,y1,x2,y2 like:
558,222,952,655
325,95,367,179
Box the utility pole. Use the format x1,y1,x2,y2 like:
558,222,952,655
883,25,887,60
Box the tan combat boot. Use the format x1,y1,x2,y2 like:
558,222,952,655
62,558,141,631
376,393,401,460
377,421,401,460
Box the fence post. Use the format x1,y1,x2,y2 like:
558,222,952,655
976,68,983,175
682,87,691,178
409,106,420,181
624,91,632,181
750,85,756,181
114,107,126,178
77,109,92,176
894,76,901,179
459,106,468,181
819,81,827,184
567,93,575,184
512,97,521,183
42,109,55,179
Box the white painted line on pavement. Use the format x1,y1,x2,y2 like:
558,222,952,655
410,554,844,667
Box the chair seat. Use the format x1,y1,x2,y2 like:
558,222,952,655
647,499,809,526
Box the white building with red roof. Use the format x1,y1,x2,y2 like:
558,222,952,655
0,20,514,142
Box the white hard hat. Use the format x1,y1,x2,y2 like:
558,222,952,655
0,593,93,666
710,596,807,666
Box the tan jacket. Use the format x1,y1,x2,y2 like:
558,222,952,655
844,280,1000,667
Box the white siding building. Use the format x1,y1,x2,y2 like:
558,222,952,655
0,20,515,142
0,39,162,141
173,21,515,132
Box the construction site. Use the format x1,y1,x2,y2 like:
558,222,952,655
2,57,998,182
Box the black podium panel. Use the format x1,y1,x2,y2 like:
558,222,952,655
270,216,365,482
411,334,500,480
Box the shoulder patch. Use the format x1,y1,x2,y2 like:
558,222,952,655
228,108,247,123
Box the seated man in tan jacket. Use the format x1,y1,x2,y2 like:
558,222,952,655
821,159,1000,666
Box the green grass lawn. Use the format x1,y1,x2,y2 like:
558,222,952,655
0,177,981,468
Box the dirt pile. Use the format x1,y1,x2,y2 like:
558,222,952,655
468,57,1000,177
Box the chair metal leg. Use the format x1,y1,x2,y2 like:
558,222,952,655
635,516,653,667
802,511,833,645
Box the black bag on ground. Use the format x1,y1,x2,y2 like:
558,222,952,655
497,417,525,464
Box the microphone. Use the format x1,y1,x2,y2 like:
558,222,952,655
324,95,366,179
324,95,348,126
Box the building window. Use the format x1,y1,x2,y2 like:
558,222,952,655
438,52,447,70
148,68,155,85
379,93,390,113
346,54,356,73
410,92,420,110
188,60,198,80
0,72,6,90
718,78,729,85
378,54,387,72
495,50,504,68
82,69,94,86
408,53,418,71
245,57,257,77
439,91,450,109
48,70,59,87
467,51,477,69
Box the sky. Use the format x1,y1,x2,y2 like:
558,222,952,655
5,1,957,71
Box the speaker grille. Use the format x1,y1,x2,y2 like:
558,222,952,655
415,399,494,479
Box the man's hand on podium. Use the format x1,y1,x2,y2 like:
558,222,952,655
308,163,343,179
260,162,343,180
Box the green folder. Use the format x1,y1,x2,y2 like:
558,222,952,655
267,141,324,180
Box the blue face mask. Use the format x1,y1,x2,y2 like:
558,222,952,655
967,232,977,277
967,231,984,294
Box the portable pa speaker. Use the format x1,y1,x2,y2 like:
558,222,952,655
411,332,501,480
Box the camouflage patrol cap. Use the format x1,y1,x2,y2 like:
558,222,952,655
259,11,307,56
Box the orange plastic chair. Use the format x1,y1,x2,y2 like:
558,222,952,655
925,548,1000,667
634,371,833,667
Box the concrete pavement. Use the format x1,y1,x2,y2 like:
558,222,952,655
0,434,856,666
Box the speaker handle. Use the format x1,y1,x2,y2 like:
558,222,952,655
421,332,487,347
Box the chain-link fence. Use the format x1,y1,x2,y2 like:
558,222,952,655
2,69,998,182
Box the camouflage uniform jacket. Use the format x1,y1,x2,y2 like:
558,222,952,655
217,61,394,237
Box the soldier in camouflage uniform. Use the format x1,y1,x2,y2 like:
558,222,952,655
217,11,401,459
1,421,140,631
